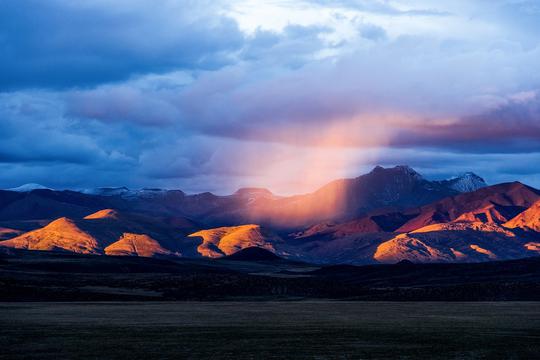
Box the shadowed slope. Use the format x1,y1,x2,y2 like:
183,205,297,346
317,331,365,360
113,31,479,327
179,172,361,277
0,189,120,221
221,246,282,261
0,227,23,240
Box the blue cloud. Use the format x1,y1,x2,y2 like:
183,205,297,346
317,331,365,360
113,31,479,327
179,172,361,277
0,0,244,90
307,0,452,16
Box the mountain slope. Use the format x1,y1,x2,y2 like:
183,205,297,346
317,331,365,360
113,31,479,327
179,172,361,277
284,182,540,264
374,222,538,263
234,166,464,229
504,200,540,232
1,217,103,254
0,189,121,221
0,166,488,230
221,246,282,261
397,182,540,232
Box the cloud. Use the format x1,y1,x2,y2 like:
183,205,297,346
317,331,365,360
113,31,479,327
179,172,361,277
0,0,244,90
1,0,540,193
51,23,540,193
149,35,539,154
387,91,540,153
65,85,182,126
242,24,334,66
358,23,387,41
306,0,452,16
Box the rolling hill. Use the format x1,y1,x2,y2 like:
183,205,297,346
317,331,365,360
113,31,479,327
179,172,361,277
504,199,540,232
0,209,199,257
188,224,281,258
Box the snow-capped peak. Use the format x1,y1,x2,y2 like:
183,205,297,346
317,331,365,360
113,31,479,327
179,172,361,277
82,187,172,199
82,187,131,196
446,172,487,193
7,183,51,192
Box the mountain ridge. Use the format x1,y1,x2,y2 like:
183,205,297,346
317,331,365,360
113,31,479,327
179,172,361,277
1,166,539,265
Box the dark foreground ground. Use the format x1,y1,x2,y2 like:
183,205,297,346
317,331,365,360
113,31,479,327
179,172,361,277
2,249,540,301
1,301,540,359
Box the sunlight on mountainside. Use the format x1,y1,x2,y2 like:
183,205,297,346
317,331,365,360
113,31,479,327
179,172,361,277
188,224,277,258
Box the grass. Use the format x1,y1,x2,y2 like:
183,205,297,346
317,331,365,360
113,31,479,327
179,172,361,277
1,301,539,359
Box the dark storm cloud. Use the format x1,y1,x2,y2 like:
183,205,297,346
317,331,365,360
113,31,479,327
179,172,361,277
389,93,540,153
0,0,244,90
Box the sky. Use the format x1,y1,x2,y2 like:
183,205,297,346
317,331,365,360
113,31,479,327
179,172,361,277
1,0,540,194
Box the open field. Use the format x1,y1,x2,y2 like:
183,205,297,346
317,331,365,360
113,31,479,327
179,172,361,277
1,301,540,359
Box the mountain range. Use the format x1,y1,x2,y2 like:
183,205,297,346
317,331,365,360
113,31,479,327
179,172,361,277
1,165,539,265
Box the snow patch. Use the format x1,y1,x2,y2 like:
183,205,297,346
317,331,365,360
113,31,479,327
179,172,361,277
7,183,51,192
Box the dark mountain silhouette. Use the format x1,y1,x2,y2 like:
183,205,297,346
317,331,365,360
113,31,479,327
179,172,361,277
0,166,480,230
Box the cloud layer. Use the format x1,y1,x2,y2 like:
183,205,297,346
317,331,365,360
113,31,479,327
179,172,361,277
1,0,539,194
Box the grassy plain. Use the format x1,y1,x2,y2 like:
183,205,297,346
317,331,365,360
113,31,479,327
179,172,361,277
1,301,539,359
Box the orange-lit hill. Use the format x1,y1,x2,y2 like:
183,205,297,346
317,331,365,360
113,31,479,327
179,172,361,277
1,217,101,254
372,222,536,263
104,233,173,257
188,224,281,258
504,199,540,232
0,209,198,257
